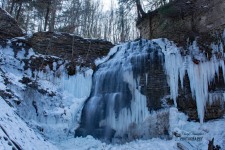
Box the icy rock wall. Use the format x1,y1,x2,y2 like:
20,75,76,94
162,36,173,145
77,40,169,142
0,43,93,141
77,38,225,142
154,39,225,123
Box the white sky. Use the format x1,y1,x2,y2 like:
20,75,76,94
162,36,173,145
101,0,118,11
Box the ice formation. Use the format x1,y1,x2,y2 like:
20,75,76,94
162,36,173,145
1,36,225,148
0,44,93,141
78,38,225,141
77,40,157,141
155,39,225,123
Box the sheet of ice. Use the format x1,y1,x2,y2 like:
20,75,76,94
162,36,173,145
95,45,120,66
104,70,149,134
82,40,155,139
0,45,93,142
55,69,93,99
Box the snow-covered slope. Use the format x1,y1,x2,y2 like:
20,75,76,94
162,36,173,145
0,97,57,150
0,41,93,143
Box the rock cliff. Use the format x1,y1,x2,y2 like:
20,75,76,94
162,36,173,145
137,0,225,121
137,0,225,44
27,32,113,69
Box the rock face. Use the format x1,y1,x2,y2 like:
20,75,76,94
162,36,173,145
140,42,225,122
136,0,225,121
177,73,225,121
137,0,225,44
28,32,114,69
139,51,169,110
0,8,23,39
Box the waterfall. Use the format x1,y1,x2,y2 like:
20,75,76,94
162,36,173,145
76,38,225,142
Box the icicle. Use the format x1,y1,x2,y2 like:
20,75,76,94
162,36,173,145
154,39,185,107
155,39,225,123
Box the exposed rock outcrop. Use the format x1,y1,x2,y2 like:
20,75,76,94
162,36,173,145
0,9,113,70
137,0,225,44
0,8,23,40
27,32,114,69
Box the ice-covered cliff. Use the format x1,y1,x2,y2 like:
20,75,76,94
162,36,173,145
0,36,225,149
77,37,225,143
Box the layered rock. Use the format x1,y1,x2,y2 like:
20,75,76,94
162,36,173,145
27,32,114,69
0,8,23,40
137,0,225,44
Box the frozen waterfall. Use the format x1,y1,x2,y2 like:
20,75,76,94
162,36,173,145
76,38,225,142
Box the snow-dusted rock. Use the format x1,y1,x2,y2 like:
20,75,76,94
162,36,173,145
0,8,23,40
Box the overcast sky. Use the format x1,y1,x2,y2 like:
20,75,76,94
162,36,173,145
101,0,118,11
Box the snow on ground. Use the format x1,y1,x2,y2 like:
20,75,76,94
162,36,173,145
1,95,224,150
58,136,177,150
57,108,225,150
0,97,57,150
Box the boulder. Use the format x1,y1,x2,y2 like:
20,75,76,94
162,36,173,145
0,8,23,40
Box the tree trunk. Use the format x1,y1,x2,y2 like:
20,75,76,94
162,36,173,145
136,0,145,19
16,1,22,21
25,11,30,33
120,17,125,42
49,1,57,32
1,0,7,9
44,3,51,31
10,0,15,14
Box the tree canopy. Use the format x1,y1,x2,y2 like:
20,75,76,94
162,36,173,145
0,0,173,43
